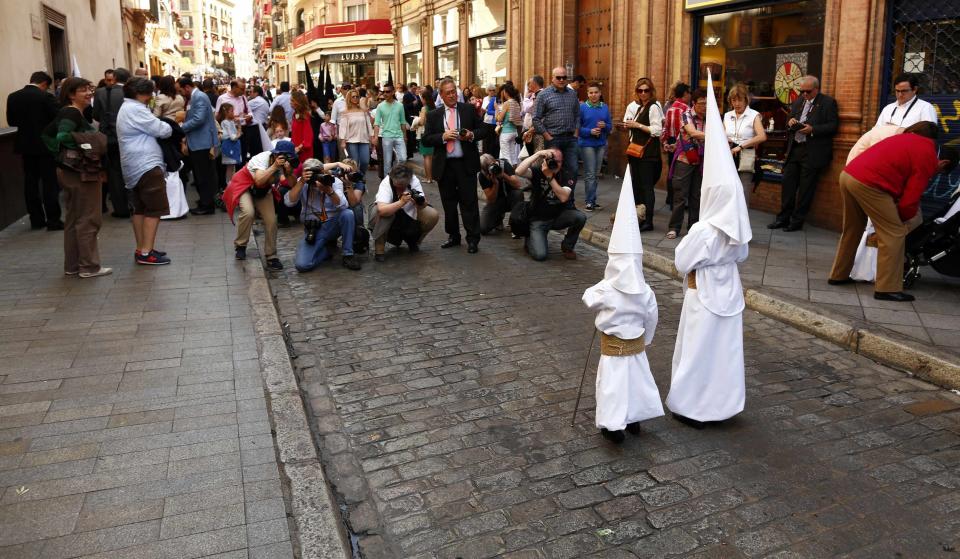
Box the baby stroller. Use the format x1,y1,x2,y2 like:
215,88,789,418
903,184,960,288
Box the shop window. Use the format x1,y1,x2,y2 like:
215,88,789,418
433,8,459,46
468,0,505,37
472,34,506,86
404,52,423,87
296,9,305,35
180,0,189,11
346,4,367,22
696,0,826,182
436,44,460,81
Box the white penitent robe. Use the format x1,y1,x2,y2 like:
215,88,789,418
667,223,749,422
582,280,664,431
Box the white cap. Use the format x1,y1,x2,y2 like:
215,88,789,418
699,69,752,245
603,166,648,294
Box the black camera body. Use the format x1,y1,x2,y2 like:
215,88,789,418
329,167,344,178
347,171,364,183
787,121,804,134
489,162,502,176
546,158,559,171
406,187,425,205
303,220,321,244
319,174,336,187
458,128,470,138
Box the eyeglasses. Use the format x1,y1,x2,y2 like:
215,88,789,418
554,76,568,81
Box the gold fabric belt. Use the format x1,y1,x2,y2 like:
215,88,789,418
600,332,646,356
687,271,697,290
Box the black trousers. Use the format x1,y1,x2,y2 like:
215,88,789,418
628,156,662,227
778,143,824,226
22,153,62,227
104,144,129,216
188,150,218,209
438,158,481,244
242,124,263,163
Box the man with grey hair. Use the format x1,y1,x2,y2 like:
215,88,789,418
769,75,838,231
369,164,440,262
94,67,132,217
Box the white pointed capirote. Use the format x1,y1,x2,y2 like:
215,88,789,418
604,166,650,295
666,68,750,424
700,70,752,246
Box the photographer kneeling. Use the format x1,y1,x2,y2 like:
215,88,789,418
478,154,525,235
285,158,362,272
369,164,440,262
514,148,586,261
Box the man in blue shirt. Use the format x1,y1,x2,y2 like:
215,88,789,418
284,158,362,272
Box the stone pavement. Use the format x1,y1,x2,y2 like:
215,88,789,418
0,212,296,558
580,176,960,354
267,180,960,559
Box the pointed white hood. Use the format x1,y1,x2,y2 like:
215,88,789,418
699,70,752,245
604,167,649,294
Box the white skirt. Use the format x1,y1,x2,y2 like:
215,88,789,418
594,353,664,431
667,289,745,422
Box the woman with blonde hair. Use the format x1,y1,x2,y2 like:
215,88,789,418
337,88,376,176
618,77,663,231
724,83,766,205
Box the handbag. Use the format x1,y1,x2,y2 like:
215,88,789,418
61,131,108,181
625,138,650,159
737,147,756,173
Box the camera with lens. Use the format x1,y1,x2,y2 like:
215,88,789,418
346,171,364,183
458,128,470,138
406,187,425,205
303,220,321,244
786,121,804,134
329,166,345,178
545,157,559,171
488,162,502,176
318,174,336,187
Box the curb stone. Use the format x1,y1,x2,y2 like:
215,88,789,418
244,248,352,558
578,222,960,391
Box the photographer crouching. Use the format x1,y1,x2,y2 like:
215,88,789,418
368,164,440,262
285,158,363,272
478,154,525,235
514,148,586,261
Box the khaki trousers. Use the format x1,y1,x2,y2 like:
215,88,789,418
235,191,277,258
58,169,102,274
829,172,907,293
368,203,440,253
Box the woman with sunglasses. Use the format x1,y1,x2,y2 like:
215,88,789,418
619,78,664,231
337,89,376,176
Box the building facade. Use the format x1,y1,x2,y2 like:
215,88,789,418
0,0,126,126
388,0,960,231
255,0,393,88
177,0,238,75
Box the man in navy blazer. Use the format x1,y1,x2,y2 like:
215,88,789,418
178,77,220,215
422,78,488,253
6,71,62,230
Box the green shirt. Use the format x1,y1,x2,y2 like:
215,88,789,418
374,101,405,139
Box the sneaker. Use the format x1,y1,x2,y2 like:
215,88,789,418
235,246,247,260
79,267,113,278
584,204,595,212
562,248,577,260
136,251,171,265
266,258,283,271
593,203,603,210
342,255,361,270
64,270,79,276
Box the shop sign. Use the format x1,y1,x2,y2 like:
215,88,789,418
273,52,288,63
685,0,746,10
338,52,368,61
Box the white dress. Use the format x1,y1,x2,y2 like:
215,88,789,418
667,223,749,422
582,280,664,431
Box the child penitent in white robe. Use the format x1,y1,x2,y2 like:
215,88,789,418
582,166,664,444
667,69,752,427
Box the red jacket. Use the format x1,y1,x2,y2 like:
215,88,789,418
844,133,939,221
291,116,313,157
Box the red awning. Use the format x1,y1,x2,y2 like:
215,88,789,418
293,19,392,49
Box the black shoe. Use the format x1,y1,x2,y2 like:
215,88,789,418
408,241,420,253
784,222,804,232
672,413,705,429
600,428,625,444
827,277,854,286
111,212,131,219
46,221,64,231
625,422,641,435
441,237,461,249
639,223,654,232
342,255,362,270
874,291,915,302
266,258,283,271
767,220,787,229
374,253,386,262
30,222,45,230
467,242,479,254
235,246,246,260
190,206,215,216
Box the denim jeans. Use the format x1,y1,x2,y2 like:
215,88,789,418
294,210,355,272
527,208,587,261
346,142,371,176
381,137,407,175
580,145,603,205
545,135,579,197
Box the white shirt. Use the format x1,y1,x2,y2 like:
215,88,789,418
330,97,347,125
723,107,760,146
246,151,274,173
623,101,663,137
248,95,270,125
375,175,424,219
116,98,172,188
875,95,938,129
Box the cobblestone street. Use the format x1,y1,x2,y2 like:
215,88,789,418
268,186,960,559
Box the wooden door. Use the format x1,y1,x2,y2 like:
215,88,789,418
576,0,612,102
